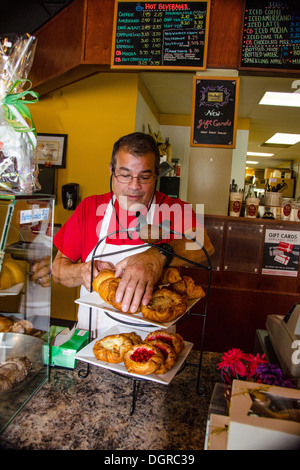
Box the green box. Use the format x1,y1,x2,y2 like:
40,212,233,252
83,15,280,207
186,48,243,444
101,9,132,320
43,326,89,369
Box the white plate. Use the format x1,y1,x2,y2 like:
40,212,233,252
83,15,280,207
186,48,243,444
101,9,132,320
0,283,24,296
75,291,199,329
74,324,193,385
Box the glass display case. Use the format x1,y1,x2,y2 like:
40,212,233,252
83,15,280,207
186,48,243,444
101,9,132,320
0,194,54,433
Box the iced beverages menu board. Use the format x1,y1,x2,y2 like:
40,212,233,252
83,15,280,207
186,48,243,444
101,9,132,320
241,0,300,70
111,1,210,69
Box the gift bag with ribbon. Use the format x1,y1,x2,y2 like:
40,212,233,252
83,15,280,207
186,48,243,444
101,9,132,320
0,33,40,194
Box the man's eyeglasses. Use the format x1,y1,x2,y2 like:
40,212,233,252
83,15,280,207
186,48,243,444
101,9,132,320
114,173,157,184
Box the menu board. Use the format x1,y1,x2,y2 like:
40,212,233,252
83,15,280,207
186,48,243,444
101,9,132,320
190,77,240,148
111,1,210,69
240,0,300,70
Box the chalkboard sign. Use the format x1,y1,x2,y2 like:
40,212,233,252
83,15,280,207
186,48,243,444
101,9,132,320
191,77,240,148
240,0,300,71
111,0,210,69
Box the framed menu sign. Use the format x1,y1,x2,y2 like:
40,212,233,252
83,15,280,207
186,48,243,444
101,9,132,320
111,0,211,69
191,77,240,148
240,0,300,71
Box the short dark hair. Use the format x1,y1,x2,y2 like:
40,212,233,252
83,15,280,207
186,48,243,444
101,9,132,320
111,132,160,175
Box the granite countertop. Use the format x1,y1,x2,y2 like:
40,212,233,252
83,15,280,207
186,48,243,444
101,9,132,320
0,351,221,451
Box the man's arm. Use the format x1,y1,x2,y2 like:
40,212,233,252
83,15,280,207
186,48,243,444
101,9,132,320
114,226,214,313
52,251,114,291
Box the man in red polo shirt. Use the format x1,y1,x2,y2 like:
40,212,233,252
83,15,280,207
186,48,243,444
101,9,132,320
52,132,214,335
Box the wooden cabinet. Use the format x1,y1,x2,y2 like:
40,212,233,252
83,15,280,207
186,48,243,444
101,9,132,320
177,215,300,353
29,0,114,95
29,0,244,96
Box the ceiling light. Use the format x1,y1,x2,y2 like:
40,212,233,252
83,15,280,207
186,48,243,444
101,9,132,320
246,160,259,164
259,92,300,107
247,152,274,157
265,133,300,145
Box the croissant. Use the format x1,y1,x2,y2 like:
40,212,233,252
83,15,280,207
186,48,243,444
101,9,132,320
93,269,128,312
169,275,205,300
141,288,187,323
159,267,181,285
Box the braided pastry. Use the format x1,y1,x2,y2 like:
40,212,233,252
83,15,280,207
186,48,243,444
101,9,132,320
147,339,178,374
145,330,185,354
141,288,187,323
93,334,134,363
124,342,164,375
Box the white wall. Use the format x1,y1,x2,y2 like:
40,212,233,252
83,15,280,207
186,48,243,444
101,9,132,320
231,129,249,191
160,125,191,201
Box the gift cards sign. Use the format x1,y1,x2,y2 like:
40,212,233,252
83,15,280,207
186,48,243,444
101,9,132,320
262,229,300,276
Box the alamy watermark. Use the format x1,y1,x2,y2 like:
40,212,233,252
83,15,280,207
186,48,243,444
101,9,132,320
96,197,205,249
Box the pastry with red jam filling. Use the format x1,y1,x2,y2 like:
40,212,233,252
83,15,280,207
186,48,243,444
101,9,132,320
124,343,164,375
147,339,178,374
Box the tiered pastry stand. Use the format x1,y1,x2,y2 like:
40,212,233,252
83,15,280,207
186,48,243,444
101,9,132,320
77,229,211,414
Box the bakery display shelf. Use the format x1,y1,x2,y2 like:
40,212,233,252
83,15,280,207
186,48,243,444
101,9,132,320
75,324,193,386
75,292,200,330
76,231,212,414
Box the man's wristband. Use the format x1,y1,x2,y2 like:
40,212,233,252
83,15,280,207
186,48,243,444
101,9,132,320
156,243,174,267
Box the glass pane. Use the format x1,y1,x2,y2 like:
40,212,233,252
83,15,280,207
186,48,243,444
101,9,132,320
224,223,264,273
205,218,224,271
0,195,54,432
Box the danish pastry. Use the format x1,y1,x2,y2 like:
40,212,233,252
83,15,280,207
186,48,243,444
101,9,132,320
147,339,178,374
141,288,187,323
169,276,205,300
145,330,185,354
124,342,164,375
93,334,134,363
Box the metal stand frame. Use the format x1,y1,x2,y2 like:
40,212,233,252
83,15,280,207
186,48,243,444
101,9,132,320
78,229,211,414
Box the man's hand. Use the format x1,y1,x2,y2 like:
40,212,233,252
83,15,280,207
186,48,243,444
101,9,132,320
81,260,115,291
114,247,166,313
31,256,51,287
52,251,115,291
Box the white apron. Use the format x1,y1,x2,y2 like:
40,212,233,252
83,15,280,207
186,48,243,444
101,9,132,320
77,197,156,338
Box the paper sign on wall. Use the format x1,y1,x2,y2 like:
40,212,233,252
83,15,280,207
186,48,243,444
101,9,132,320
262,229,300,276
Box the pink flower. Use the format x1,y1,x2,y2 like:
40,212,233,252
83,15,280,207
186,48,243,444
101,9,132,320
217,348,248,378
244,353,268,379
218,349,268,384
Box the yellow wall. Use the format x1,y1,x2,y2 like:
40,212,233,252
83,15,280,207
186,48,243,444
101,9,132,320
30,72,139,226
29,72,139,320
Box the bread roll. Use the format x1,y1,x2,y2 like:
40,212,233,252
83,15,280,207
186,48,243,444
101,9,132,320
0,257,25,290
